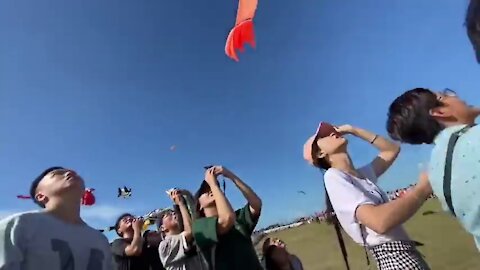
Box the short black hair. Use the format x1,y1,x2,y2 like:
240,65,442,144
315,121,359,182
30,166,64,208
386,88,444,144
115,213,133,237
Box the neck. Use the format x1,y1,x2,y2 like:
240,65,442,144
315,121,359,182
203,206,219,217
329,152,359,177
45,198,83,224
123,229,135,240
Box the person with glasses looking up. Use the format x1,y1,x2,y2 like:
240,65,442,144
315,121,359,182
0,167,114,270
302,123,431,269
387,87,480,250
112,213,149,270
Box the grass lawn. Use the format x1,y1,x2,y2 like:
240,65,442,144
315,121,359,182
258,199,480,270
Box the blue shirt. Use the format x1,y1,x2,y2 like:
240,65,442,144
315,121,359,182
429,124,480,249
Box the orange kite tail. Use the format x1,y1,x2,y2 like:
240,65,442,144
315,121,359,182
225,0,258,62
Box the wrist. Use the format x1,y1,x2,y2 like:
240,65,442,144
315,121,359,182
413,186,429,201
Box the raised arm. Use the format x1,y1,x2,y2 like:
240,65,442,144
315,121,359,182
217,167,262,219
123,219,144,256
356,172,432,234
205,168,236,234
171,190,193,241
337,125,400,178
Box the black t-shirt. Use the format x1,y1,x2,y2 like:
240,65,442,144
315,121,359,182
144,243,165,270
111,238,150,270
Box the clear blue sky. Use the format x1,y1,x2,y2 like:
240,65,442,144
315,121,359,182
1,0,479,240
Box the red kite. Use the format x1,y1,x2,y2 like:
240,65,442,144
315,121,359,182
82,188,96,206
225,0,258,61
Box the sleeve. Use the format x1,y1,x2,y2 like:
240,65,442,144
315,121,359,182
158,234,190,266
324,170,376,223
357,163,378,183
110,239,127,257
0,214,24,270
192,217,218,250
235,204,258,235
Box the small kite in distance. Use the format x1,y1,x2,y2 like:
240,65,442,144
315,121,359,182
118,186,132,198
81,188,96,206
17,195,31,199
225,0,258,61
170,145,176,151
297,191,306,195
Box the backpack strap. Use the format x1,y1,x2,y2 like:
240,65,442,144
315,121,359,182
443,125,476,216
324,187,351,270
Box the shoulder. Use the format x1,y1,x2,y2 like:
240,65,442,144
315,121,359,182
0,210,44,228
324,168,352,188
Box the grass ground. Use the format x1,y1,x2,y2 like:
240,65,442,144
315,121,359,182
258,199,480,270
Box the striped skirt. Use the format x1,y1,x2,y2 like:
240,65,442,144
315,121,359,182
369,241,430,270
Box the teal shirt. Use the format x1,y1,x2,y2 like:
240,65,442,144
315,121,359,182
429,124,480,249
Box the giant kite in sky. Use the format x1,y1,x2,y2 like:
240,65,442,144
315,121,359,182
225,0,258,62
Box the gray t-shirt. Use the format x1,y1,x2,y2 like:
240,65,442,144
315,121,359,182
158,233,201,270
0,210,114,270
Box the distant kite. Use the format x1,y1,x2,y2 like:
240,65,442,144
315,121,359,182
118,186,132,198
170,145,176,151
297,191,306,195
17,195,31,199
225,0,258,61
81,188,96,206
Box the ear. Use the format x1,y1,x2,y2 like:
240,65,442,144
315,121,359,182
317,151,327,159
429,106,452,119
35,193,48,206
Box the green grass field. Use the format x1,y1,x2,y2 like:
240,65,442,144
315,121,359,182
258,199,480,270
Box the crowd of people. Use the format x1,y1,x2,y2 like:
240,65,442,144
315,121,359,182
0,87,480,270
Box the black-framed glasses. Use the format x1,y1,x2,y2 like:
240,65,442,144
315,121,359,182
441,88,457,97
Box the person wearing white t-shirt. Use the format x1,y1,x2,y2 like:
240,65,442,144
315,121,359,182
0,167,114,270
158,189,203,270
302,122,432,270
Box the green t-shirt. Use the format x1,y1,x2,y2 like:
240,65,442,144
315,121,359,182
192,204,263,270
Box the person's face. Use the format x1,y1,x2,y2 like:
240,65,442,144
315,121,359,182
271,238,286,249
312,123,347,160
35,168,85,206
431,88,480,123
161,211,178,231
118,215,134,235
198,189,216,210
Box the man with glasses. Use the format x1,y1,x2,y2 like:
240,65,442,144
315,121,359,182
0,167,114,270
158,189,203,270
387,87,480,249
112,213,149,270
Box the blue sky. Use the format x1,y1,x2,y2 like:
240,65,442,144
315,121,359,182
0,0,479,241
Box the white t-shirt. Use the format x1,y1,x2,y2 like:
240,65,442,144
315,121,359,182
159,233,202,270
0,210,114,270
324,164,410,247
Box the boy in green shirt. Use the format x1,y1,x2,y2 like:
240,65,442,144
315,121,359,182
193,166,263,270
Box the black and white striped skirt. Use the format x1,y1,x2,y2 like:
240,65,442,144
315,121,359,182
369,241,430,270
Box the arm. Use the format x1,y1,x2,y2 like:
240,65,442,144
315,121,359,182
348,126,400,178
177,196,193,241
356,173,432,234
206,168,236,235
227,172,262,219
210,182,236,234
124,219,145,256
0,215,24,270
